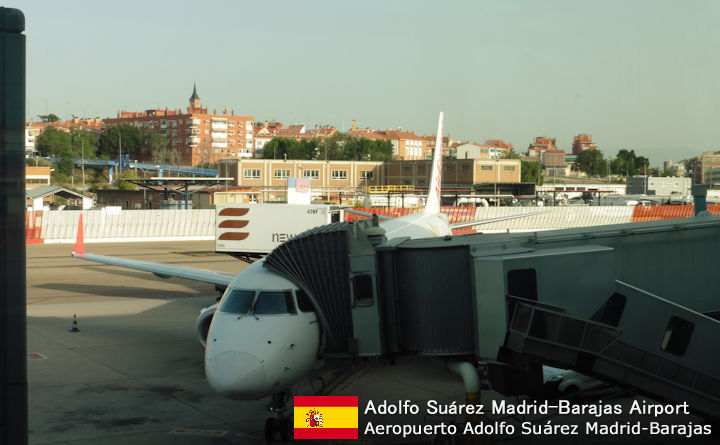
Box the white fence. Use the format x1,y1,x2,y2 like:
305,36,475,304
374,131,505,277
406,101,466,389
40,206,641,243
472,206,635,232
42,209,216,243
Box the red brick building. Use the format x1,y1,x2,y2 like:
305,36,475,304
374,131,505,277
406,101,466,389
572,133,597,155
103,85,254,166
527,136,556,158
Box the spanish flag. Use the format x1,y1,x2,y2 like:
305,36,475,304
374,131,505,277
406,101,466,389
294,396,358,439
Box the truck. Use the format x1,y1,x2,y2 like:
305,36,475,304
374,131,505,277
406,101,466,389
215,203,344,261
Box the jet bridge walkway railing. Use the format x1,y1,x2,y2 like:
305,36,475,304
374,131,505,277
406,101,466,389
505,301,720,420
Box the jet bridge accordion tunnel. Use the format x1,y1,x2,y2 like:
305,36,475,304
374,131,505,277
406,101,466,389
264,218,479,357
264,217,720,420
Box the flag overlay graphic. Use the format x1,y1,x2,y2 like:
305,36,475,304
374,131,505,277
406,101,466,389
294,396,358,439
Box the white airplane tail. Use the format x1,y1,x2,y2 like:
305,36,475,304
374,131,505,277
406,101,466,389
423,112,444,216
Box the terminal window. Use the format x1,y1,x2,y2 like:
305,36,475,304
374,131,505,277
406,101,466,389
274,169,290,179
332,170,348,180
244,169,261,179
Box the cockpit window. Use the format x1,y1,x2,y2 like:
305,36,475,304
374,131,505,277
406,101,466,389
295,289,315,312
254,291,296,315
219,289,255,314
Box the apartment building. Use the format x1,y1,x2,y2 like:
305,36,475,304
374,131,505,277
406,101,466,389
527,136,556,158
103,85,254,166
572,133,598,155
696,151,720,184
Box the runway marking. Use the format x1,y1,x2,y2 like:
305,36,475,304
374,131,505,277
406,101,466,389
169,428,228,437
27,353,47,360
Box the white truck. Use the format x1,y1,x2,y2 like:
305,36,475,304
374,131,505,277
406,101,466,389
215,203,344,260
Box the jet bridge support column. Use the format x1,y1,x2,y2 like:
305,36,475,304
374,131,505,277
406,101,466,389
0,7,28,445
446,361,481,422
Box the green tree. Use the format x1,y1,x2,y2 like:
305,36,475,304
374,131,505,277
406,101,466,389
98,123,142,158
57,156,75,176
35,126,72,157
260,134,393,161
610,149,650,177
38,113,61,122
504,151,543,185
521,160,544,185
69,127,98,159
98,124,167,161
576,149,607,176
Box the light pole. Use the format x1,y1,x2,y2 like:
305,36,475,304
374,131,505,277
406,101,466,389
118,132,122,178
81,139,85,191
495,158,499,207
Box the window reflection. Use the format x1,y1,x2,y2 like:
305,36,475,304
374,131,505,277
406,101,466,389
254,291,296,315
219,289,255,314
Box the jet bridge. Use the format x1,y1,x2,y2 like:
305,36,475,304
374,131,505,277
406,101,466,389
263,214,720,420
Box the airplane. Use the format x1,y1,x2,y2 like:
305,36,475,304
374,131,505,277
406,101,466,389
71,112,542,441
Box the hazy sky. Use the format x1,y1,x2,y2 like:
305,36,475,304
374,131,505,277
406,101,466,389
7,0,720,166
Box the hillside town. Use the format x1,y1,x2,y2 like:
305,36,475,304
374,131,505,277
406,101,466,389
24,85,720,211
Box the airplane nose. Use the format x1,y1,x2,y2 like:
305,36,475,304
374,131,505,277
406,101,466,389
206,351,265,396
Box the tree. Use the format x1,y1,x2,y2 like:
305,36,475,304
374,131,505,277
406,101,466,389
610,149,650,177
260,133,393,161
69,127,98,159
576,149,607,176
38,113,60,122
98,124,167,161
504,151,543,184
98,124,139,158
520,160,544,185
57,156,75,176
35,126,72,157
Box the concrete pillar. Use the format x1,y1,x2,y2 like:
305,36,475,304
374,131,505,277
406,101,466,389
692,184,708,216
0,7,28,445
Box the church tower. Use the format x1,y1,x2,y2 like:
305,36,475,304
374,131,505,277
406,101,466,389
188,83,203,112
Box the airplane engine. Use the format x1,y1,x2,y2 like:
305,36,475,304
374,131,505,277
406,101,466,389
196,303,218,348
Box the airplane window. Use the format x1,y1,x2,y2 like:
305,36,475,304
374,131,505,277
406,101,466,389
219,289,255,314
295,289,315,312
254,291,296,315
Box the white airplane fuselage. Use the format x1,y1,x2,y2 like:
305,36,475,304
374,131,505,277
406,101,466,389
203,212,453,399
205,260,320,399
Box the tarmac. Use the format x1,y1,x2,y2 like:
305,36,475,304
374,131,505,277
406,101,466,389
26,241,717,445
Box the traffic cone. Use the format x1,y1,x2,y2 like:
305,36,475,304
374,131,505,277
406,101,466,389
70,314,80,332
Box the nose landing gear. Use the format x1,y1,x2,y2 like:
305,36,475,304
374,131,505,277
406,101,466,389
264,391,292,442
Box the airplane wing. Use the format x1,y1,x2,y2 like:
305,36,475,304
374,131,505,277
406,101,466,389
71,215,235,288
343,209,392,221
449,211,549,230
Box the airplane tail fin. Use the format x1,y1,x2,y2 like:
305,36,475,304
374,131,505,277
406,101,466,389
72,214,85,256
423,112,444,215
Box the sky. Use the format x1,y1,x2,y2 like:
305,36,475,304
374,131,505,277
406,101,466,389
6,0,720,166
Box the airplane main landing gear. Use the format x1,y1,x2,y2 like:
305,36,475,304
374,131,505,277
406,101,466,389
265,391,292,442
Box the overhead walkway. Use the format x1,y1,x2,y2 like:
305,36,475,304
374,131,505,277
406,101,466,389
44,157,218,176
